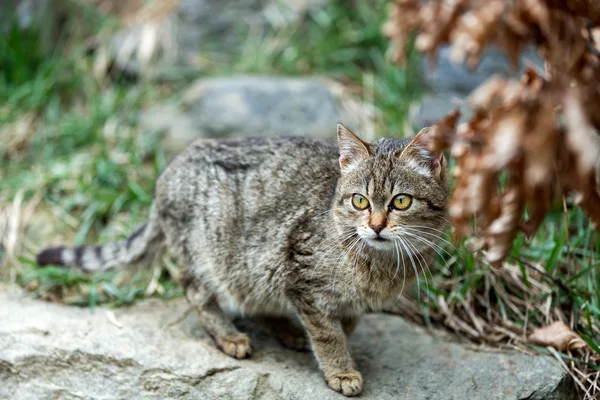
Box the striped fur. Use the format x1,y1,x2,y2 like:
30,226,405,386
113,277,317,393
36,205,163,271
35,129,448,397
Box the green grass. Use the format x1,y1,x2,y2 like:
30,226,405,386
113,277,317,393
0,6,170,305
0,0,598,393
1,0,422,306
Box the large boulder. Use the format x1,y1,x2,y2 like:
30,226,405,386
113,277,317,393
106,0,329,77
413,46,544,127
141,76,372,157
0,284,574,399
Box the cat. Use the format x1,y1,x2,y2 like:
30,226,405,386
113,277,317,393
37,123,448,397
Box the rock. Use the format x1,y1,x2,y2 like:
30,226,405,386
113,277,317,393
411,91,470,128
413,45,544,126
421,45,544,95
141,76,372,157
0,284,574,399
175,0,328,51
0,0,47,29
106,0,329,77
0,0,59,57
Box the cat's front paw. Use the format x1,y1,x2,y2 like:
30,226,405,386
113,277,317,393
215,334,252,359
326,370,363,397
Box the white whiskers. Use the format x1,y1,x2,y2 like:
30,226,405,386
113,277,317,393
396,236,422,300
332,234,363,294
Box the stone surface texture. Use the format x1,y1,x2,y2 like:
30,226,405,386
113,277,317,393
414,45,544,126
0,285,574,400
141,76,370,157
421,46,543,95
109,0,328,76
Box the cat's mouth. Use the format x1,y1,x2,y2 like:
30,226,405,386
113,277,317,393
364,236,394,251
356,228,394,250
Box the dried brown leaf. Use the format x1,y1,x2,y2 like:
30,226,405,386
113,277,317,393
387,5,600,392
528,321,587,351
382,0,421,64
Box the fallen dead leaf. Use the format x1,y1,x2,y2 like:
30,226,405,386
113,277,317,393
528,321,587,351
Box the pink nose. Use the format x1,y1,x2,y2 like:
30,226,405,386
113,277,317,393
370,223,384,234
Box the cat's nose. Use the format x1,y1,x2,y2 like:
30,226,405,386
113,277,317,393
370,223,385,234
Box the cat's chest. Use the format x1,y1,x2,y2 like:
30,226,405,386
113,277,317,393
326,256,404,313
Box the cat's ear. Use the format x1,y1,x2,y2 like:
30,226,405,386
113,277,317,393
400,127,446,180
337,123,370,172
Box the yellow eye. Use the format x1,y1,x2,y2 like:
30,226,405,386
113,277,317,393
392,194,412,210
351,194,370,210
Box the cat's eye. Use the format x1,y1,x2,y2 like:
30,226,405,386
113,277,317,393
351,194,370,210
391,194,412,211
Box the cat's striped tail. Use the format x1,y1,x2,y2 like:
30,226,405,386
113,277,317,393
36,204,163,272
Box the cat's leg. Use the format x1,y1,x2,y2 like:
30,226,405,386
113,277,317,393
183,275,251,359
255,316,310,351
341,316,360,337
295,308,362,397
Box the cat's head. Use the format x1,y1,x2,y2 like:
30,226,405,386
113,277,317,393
332,123,448,252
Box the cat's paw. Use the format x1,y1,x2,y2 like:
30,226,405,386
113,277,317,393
216,334,252,359
326,370,362,397
278,330,310,352
256,316,311,352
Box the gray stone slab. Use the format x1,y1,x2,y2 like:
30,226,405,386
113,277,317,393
421,45,544,95
411,91,471,128
0,284,574,399
141,76,369,158
108,0,329,77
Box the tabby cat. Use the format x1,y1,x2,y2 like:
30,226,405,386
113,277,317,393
37,124,448,396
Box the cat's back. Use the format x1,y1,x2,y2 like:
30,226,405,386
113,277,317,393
158,136,339,193
155,137,340,314
155,136,340,236
176,136,337,171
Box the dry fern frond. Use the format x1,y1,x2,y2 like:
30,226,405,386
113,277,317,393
385,3,600,396
381,0,422,64
430,68,600,266
384,0,600,265
384,0,599,76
